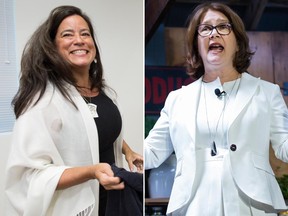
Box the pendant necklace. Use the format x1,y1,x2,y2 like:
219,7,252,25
202,75,241,156
83,96,98,118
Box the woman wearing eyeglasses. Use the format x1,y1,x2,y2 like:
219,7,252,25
145,2,288,216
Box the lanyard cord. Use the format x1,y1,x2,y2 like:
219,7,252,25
202,75,241,156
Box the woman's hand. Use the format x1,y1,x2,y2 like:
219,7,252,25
122,140,143,172
56,163,124,190
125,150,143,173
94,163,125,190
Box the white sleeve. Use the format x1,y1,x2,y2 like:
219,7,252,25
144,91,175,170
5,108,68,215
270,84,288,162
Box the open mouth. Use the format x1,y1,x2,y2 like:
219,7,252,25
209,43,224,51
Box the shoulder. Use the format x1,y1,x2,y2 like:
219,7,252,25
242,72,281,101
103,87,118,104
22,83,55,115
243,72,277,88
164,78,201,107
20,82,71,118
167,78,201,97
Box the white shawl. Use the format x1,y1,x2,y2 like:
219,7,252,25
5,82,123,215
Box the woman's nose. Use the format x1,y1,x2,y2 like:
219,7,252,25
209,28,220,38
74,34,84,44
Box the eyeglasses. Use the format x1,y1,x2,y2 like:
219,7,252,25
197,23,232,37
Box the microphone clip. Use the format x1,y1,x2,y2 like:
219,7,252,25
214,88,226,97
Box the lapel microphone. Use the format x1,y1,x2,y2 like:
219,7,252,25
214,88,226,97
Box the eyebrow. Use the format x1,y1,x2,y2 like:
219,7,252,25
201,19,229,24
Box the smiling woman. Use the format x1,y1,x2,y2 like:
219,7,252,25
5,5,143,216
55,15,97,77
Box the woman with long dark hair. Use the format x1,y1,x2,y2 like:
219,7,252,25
6,5,143,215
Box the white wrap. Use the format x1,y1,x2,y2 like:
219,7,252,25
5,82,123,215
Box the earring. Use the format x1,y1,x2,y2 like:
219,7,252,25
94,58,97,63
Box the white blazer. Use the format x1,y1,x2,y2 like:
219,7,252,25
5,82,124,216
145,72,288,214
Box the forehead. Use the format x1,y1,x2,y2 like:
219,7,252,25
58,15,90,30
200,9,229,24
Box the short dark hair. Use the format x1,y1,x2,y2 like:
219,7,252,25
186,2,254,79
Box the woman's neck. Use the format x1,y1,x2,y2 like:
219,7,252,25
203,69,240,84
77,86,99,97
74,74,99,97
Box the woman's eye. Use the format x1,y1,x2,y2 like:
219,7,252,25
218,24,227,30
62,33,73,37
201,26,212,32
82,32,91,37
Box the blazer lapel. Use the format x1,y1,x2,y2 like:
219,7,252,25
227,73,260,128
182,78,202,143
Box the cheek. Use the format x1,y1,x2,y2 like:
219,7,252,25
56,38,71,50
56,46,67,59
55,41,66,56
91,46,96,56
228,34,239,52
89,43,96,56
229,40,239,55
197,37,207,56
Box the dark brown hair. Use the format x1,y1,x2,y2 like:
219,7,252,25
12,5,105,118
186,2,254,79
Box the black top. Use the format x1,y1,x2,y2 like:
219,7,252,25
86,92,122,164
84,92,122,216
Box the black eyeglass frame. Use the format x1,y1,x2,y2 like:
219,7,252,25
197,23,233,37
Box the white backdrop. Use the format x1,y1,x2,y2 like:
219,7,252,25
0,0,143,213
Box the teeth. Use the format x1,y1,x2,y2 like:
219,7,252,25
72,50,87,54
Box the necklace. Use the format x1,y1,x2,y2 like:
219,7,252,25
77,85,99,118
202,75,241,156
82,96,98,118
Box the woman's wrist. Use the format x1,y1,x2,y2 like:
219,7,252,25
122,141,132,155
57,165,97,190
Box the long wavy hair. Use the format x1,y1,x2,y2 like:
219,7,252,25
12,5,105,118
186,2,254,79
